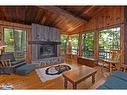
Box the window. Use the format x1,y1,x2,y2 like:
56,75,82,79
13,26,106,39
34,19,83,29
60,34,68,55
99,27,120,60
82,32,94,58
70,34,79,55
4,28,26,59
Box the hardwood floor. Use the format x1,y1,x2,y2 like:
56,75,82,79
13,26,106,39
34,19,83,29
0,60,107,89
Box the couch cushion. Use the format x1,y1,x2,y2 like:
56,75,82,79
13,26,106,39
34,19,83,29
11,60,25,66
112,71,127,81
102,76,127,89
15,64,36,75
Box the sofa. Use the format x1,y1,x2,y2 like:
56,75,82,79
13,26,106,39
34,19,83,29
98,71,127,89
0,52,25,74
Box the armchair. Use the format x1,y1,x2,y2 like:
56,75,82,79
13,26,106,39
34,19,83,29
0,52,26,74
1,52,25,66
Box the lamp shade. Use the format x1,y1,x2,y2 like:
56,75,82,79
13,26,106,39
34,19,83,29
0,40,6,49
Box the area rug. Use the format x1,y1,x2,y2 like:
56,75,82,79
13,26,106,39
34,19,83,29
35,63,72,82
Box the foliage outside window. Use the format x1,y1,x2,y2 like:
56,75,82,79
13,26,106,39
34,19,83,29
82,32,94,58
99,27,120,60
60,34,68,55
4,28,14,52
4,28,26,59
70,34,79,55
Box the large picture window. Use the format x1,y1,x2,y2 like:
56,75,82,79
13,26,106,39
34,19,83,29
82,32,94,58
99,27,120,60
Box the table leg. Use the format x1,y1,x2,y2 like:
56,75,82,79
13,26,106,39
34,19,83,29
64,78,68,89
73,83,77,89
92,74,95,84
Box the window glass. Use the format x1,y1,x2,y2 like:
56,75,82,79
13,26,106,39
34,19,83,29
70,34,79,55
82,32,94,58
99,27,120,60
60,34,68,55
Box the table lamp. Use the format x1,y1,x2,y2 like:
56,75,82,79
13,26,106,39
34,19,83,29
0,40,6,55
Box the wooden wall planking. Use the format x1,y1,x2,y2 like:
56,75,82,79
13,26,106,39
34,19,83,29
84,6,124,31
71,7,124,34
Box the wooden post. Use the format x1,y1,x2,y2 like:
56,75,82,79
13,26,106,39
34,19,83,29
0,26,3,40
94,30,99,62
123,7,127,65
67,35,72,54
26,28,32,64
78,33,82,57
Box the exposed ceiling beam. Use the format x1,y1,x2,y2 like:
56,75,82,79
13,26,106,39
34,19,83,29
67,24,85,35
38,6,88,23
41,16,47,24
35,9,43,22
90,7,105,17
82,6,95,15
81,6,104,17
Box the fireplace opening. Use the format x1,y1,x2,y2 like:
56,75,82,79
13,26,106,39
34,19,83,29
39,44,57,59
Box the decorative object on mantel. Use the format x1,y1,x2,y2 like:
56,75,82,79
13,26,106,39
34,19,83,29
35,63,72,82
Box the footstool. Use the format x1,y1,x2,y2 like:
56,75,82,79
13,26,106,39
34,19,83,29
15,64,36,75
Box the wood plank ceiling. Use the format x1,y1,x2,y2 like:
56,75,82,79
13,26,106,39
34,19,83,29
0,6,104,34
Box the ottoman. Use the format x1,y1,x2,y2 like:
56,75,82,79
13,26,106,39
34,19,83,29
15,64,36,75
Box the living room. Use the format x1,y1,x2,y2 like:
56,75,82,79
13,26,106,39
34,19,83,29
0,6,127,90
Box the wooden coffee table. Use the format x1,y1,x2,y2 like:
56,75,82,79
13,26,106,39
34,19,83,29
62,65,97,89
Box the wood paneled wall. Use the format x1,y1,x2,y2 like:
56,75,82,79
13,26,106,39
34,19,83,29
0,20,32,63
84,7,124,31
71,7,124,34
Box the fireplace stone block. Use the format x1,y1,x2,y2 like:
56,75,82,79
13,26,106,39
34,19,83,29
32,57,64,67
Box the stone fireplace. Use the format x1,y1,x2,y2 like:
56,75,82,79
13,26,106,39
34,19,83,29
31,23,64,66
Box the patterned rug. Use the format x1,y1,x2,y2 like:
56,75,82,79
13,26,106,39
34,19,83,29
35,63,72,82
